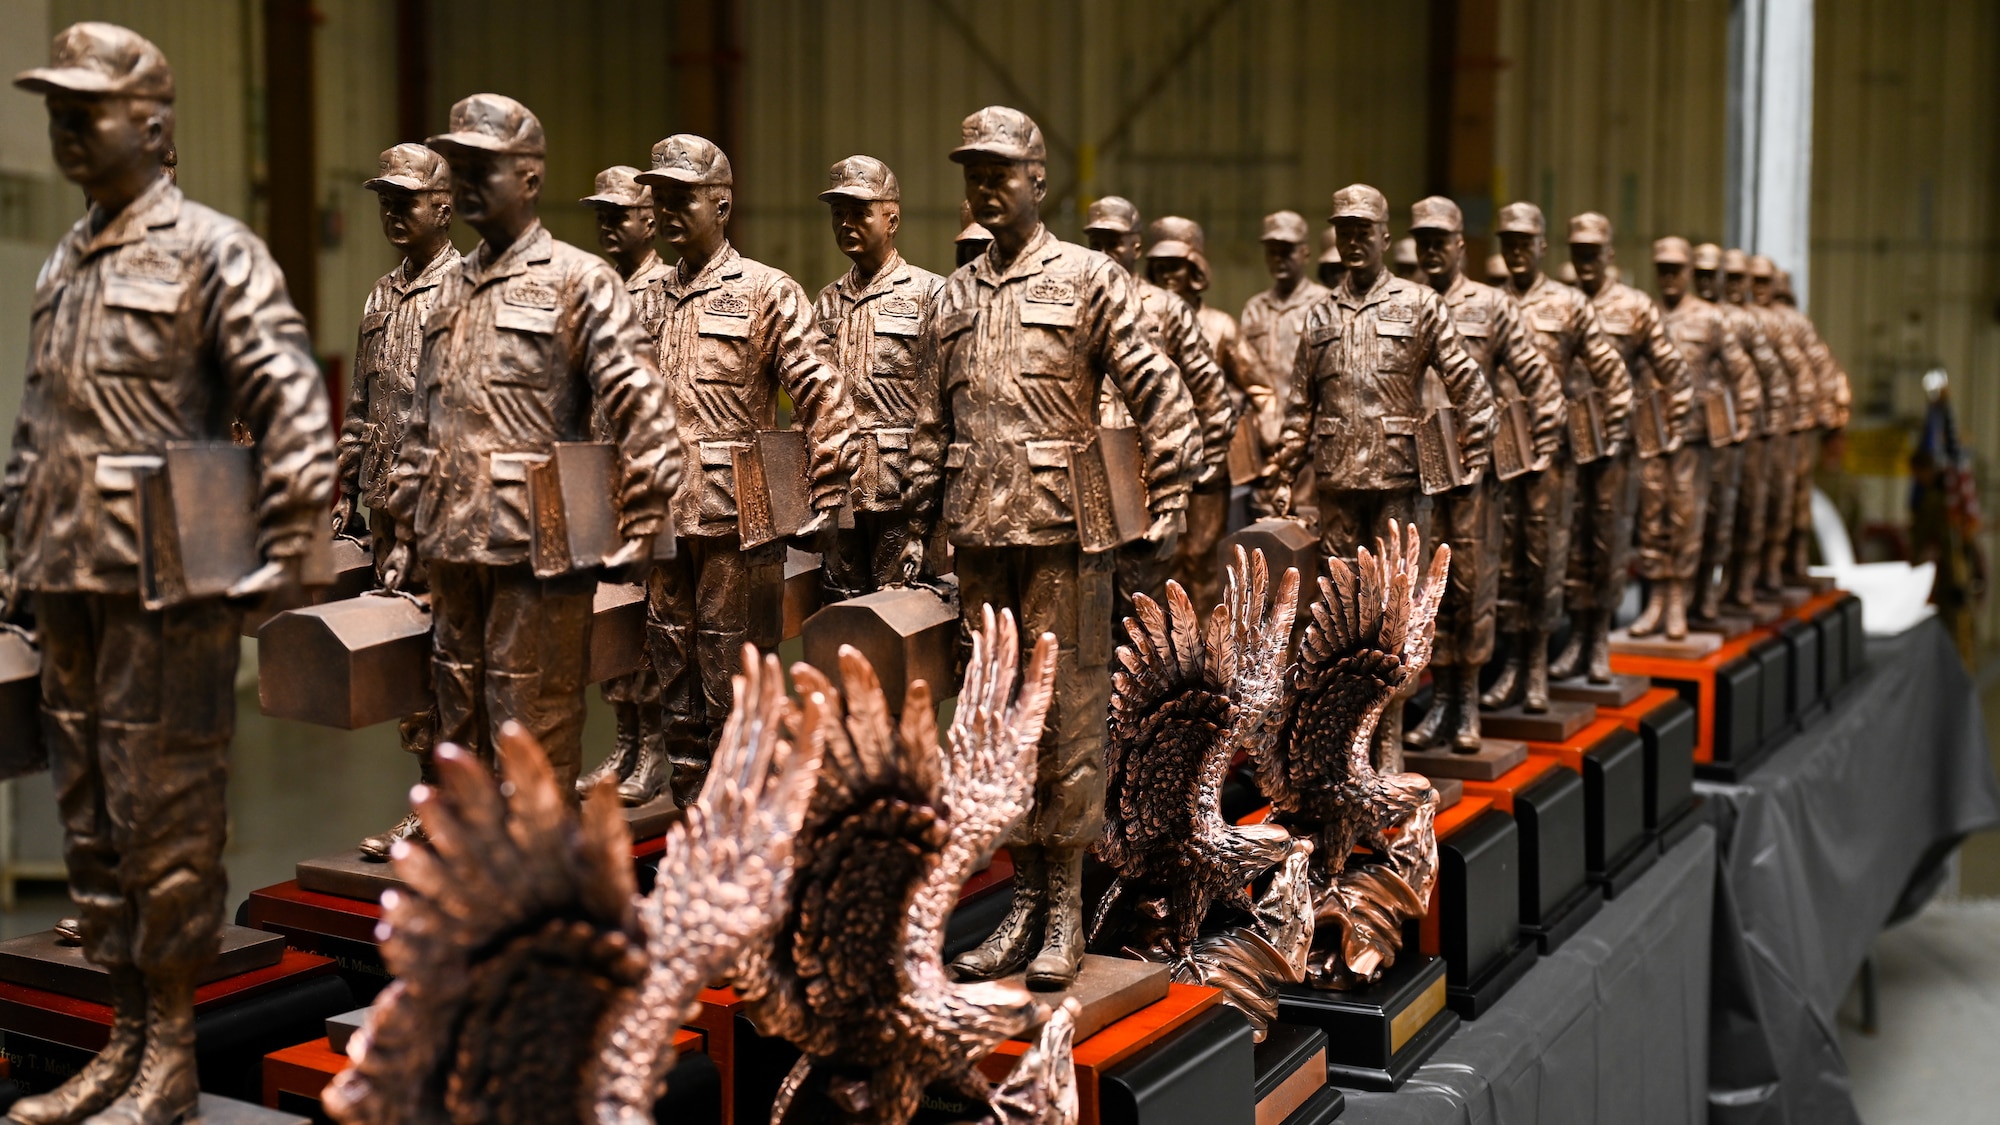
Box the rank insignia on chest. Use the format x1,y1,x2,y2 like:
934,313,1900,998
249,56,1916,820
880,295,920,318
1026,278,1075,304
506,279,557,309
116,246,181,282
1377,301,1414,323
707,290,751,316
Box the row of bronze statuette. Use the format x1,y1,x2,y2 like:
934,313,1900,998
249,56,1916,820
0,19,1844,1123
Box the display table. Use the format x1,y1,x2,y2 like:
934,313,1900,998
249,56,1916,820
1338,824,1715,1124
1699,618,2000,1125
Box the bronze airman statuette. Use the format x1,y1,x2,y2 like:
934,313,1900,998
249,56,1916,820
640,133,857,807
1269,185,1494,765
1720,246,1805,604
1482,202,1629,710
381,95,681,800
572,164,676,807
1083,197,1226,620
1142,216,1255,608
1240,211,1329,472
914,105,1197,989
1408,196,1561,749
1654,236,1761,627
812,155,945,600
6,23,336,1124
1753,256,1848,583
1391,235,1421,281
1568,213,1695,644
1317,224,1346,290
955,198,994,268
343,144,458,858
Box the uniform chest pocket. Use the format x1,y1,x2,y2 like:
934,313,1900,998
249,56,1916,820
29,281,62,375
1019,302,1077,378
1456,315,1492,338
1531,311,1566,334
97,277,187,379
492,301,558,388
1307,323,1340,348
697,312,753,384
872,314,921,377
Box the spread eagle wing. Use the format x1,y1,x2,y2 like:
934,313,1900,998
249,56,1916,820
588,648,821,1123
324,724,646,1125
326,650,818,1125
1097,550,1300,952
738,608,1059,1125
1252,521,1449,825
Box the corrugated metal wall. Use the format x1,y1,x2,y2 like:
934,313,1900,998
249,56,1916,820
735,0,1429,314
1492,0,1731,282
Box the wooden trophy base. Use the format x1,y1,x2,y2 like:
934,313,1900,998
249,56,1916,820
1277,955,1458,1092
1529,720,1657,899
1687,612,1756,640
1403,738,1528,782
0,949,350,1105
1254,1023,1343,1125
1777,586,1813,609
1421,799,1537,1019
1603,688,1701,849
1547,671,1651,708
1462,757,1600,955
1607,629,1723,659
243,881,390,1003
1479,699,1594,743
988,955,1172,1042
0,926,284,1004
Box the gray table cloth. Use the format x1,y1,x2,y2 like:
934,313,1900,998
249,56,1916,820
1341,825,1717,1125
1700,618,2000,1125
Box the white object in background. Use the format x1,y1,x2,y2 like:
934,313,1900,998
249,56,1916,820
1809,486,1936,635
1812,488,1856,568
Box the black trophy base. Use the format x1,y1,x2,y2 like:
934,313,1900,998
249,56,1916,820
1446,934,1538,1020
1583,726,1649,891
1655,795,1705,854
1693,737,1780,783
1592,833,1660,899
1637,696,1697,834
1278,955,1459,1092
1100,1006,1255,1125
1521,877,1604,955
1254,1022,1341,1125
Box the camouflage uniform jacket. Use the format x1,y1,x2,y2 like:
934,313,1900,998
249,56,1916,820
1719,300,1789,436
1240,278,1328,444
1513,273,1633,451
912,225,1196,548
1440,272,1564,460
1103,278,1232,484
1590,280,1693,453
1661,293,1760,445
657,243,857,538
4,175,334,592
812,252,945,515
387,221,679,566
341,244,460,510
1275,269,1495,492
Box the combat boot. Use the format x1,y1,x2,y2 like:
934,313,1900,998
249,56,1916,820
1402,668,1451,749
1547,619,1588,681
666,749,711,809
1026,847,1084,990
950,847,1044,981
1585,613,1614,683
576,701,641,797
1664,579,1691,641
1694,571,1725,624
358,755,437,860
1627,584,1669,637
85,973,197,1125
1523,631,1552,712
617,712,669,806
8,967,145,1123
1480,647,1523,710
1451,666,1484,751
